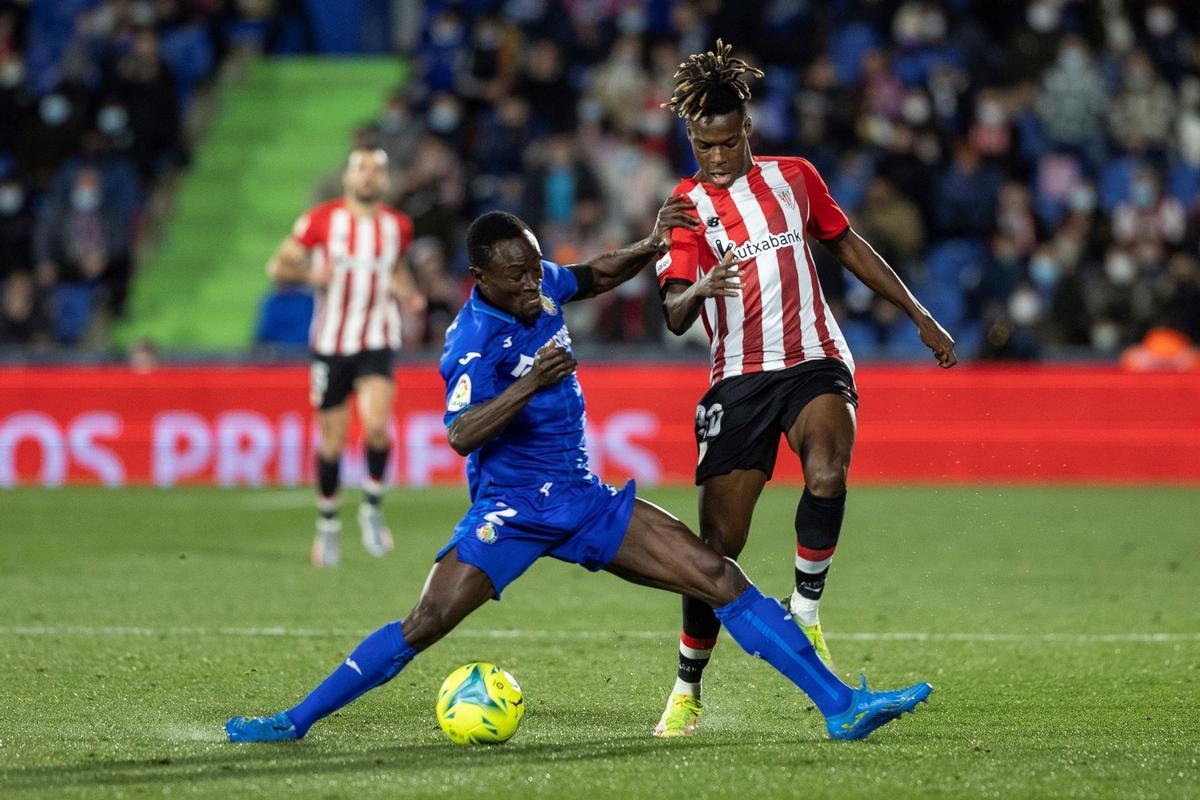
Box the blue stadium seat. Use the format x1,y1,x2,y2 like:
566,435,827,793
52,283,97,345
1099,156,1140,212
839,319,878,353
913,278,966,327
254,288,314,346
830,23,881,86
160,25,216,109
886,317,933,357
926,239,986,287
951,320,983,356
1167,160,1200,208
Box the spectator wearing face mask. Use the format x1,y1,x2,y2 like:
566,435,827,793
1108,50,1176,159
1037,36,1107,167
1112,168,1187,249
0,175,32,279
33,166,132,306
1141,0,1193,84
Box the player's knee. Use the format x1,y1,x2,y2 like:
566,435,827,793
402,602,454,652
364,427,390,450
317,443,343,461
710,557,750,606
698,520,748,557
804,461,848,497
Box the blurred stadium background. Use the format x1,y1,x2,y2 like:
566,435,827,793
1,0,1198,487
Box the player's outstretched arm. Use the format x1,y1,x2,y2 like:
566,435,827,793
391,256,426,314
822,229,957,368
447,342,576,455
572,196,699,299
662,246,741,334
266,236,327,286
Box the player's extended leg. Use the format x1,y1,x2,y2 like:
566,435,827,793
355,374,396,557
225,548,493,742
608,499,930,741
313,403,351,567
657,470,764,734
784,394,856,666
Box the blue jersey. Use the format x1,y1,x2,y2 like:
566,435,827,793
440,261,589,500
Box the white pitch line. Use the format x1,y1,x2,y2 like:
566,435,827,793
0,626,1196,643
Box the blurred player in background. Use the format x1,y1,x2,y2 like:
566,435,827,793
653,42,957,736
266,147,423,567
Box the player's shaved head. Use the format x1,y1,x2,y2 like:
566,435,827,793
467,212,545,323
467,212,539,272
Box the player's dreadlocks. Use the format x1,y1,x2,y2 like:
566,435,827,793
662,39,765,121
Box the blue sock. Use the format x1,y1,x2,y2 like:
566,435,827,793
286,621,415,738
715,585,852,717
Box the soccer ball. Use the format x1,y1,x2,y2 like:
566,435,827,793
436,662,524,745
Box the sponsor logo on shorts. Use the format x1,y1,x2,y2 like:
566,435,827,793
475,521,497,544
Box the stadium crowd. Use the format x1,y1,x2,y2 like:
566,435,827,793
304,0,1200,362
2,1,1199,364
0,0,281,348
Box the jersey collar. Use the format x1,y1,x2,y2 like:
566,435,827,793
697,159,761,193
468,286,517,324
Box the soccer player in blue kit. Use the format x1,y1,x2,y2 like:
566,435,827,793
225,200,932,744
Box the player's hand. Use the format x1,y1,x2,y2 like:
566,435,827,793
527,342,576,388
401,291,427,315
918,315,957,368
693,246,741,298
307,260,333,288
651,195,700,251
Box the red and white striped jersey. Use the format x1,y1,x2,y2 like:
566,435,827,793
656,156,854,385
292,199,413,356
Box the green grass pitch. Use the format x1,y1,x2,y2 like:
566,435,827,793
1,486,1197,799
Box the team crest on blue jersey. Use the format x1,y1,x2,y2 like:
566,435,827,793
475,522,497,544
540,293,558,316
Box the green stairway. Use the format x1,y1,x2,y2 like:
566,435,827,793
118,58,404,350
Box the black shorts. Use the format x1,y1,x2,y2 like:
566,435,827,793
694,359,858,485
310,349,395,410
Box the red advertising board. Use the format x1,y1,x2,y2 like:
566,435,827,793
1,364,1197,487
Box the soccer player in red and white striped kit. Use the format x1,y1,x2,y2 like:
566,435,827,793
266,147,424,567
653,42,958,736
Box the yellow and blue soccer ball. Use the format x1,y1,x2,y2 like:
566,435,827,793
436,662,524,745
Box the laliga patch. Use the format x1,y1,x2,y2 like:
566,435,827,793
540,293,558,315
447,374,471,413
655,253,672,276
475,522,497,544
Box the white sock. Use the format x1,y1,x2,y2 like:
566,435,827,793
789,589,820,626
672,677,700,697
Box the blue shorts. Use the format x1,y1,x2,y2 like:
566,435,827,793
436,477,637,599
